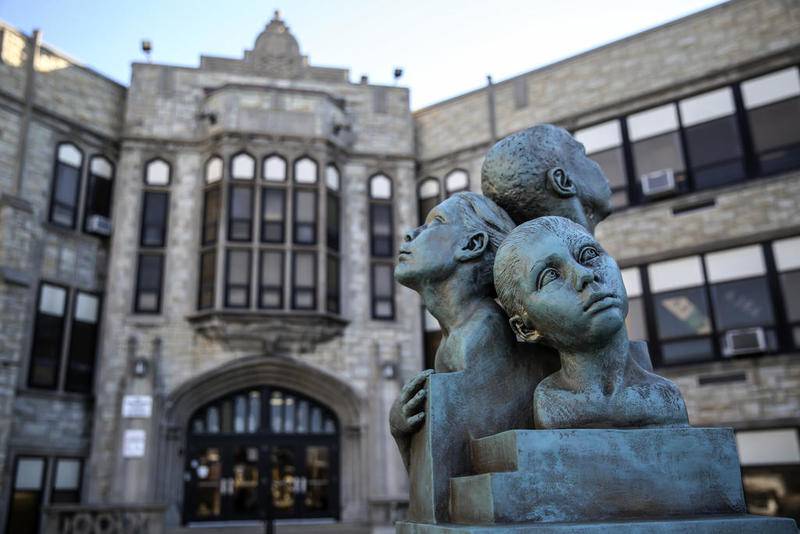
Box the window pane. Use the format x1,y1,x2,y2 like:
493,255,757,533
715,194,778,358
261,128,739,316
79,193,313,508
234,395,246,433
748,97,800,170
53,459,81,490
576,120,622,153
260,251,283,309
632,131,685,180
706,245,766,283
661,337,714,365
228,186,253,241
710,277,774,331
264,156,287,182
445,170,469,194
58,144,82,167
74,293,99,323
206,157,223,183
373,263,393,297
51,163,80,226
231,153,255,180
141,191,169,247
370,204,393,257
589,147,627,189
374,300,394,319
627,104,679,141
684,116,743,168
15,458,44,490
248,391,260,432
325,164,340,190
294,190,317,244
203,187,220,244
293,253,316,310
370,175,392,199
326,255,340,314
65,311,99,393
327,193,340,251
297,400,308,433
30,284,66,389
679,87,736,127
773,236,800,272
626,297,648,341
39,284,66,316
295,158,318,183
742,67,800,109
145,160,170,185
648,256,705,293
284,396,295,433
780,271,800,322
419,195,439,224
653,287,712,339
271,392,284,432
261,188,285,243
227,250,250,289
199,250,216,310
136,254,163,312
85,174,113,220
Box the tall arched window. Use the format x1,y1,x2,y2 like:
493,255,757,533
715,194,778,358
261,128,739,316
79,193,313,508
369,173,395,319
326,164,341,313
199,156,222,310
418,177,441,224
49,143,84,228
135,158,171,313
228,152,255,242
293,157,318,245
444,169,469,196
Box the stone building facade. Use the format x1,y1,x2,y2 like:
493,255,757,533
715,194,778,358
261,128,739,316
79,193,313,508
1,0,799,532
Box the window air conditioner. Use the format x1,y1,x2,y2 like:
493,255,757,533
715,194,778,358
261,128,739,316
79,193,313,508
641,168,676,197
86,214,112,236
722,327,767,357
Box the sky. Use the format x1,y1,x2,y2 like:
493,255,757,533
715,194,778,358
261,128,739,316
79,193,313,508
0,0,726,110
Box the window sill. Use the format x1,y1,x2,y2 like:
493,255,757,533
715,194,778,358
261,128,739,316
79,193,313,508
16,387,94,404
187,309,349,352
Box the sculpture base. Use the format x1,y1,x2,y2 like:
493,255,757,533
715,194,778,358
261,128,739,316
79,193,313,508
396,515,798,533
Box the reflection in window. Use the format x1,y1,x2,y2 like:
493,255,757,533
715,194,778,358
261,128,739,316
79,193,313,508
225,249,251,308
50,144,83,228
742,67,800,175
292,252,316,310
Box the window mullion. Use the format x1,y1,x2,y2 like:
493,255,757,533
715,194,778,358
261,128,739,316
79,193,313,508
55,289,74,391
763,241,793,351
674,103,696,194
699,255,722,361
731,82,759,180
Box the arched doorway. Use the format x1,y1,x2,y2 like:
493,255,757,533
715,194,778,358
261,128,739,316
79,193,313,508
182,385,340,524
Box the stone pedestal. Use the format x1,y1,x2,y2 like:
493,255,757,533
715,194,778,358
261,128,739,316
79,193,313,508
398,427,798,533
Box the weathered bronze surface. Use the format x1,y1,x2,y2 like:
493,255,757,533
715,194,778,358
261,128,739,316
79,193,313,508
391,124,797,532
494,216,688,429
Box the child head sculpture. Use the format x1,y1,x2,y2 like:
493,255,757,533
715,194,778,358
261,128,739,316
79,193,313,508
494,216,628,352
482,124,612,232
395,191,515,298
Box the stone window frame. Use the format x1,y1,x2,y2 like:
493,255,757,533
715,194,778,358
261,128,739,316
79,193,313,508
368,172,396,321
573,63,800,211
196,149,343,317
134,157,172,314
26,281,102,394
81,154,115,234
622,237,796,368
324,163,342,314
48,142,84,230
5,454,84,534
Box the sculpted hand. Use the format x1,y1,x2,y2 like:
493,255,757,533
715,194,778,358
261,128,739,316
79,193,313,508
390,369,433,438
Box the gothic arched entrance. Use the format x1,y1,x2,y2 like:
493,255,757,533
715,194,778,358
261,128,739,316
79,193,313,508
183,385,340,524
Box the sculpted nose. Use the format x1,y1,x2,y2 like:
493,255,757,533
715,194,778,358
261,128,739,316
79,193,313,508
404,226,421,242
574,265,596,291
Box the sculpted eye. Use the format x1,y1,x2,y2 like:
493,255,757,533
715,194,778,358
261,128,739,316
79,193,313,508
579,246,599,264
537,267,559,289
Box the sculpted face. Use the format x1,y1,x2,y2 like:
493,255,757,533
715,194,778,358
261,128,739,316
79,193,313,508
508,225,627,351
395,198,466,290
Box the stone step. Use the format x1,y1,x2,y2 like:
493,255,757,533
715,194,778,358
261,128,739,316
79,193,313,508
454,428,746,524
168,522,371,534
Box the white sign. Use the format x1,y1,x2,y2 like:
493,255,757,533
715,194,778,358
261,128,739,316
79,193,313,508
123,429,147,458
122,395,153,418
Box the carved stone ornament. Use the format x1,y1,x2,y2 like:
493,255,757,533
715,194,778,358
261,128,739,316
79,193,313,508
391,124,798,532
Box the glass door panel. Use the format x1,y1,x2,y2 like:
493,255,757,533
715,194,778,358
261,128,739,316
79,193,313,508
230,445,260,519
270,446,298,518
187,446,223,521
305,446,330,512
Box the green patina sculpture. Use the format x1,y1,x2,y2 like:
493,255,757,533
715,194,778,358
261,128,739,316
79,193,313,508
494,216,689,429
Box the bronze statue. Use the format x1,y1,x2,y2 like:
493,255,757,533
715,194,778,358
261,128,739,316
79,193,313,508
482,123,612,231
494,216,689,429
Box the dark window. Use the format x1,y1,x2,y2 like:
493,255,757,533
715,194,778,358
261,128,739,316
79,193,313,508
199,250,216,310
261,188,285,243
372,263,395,319
683,116,745,189
292,252,316,310
135,254,164,313
50,458,82,504
326,255,340,314
632,131,686,189
225,249,251,308
64,292,100,393
293,190,317,245
28,284,67,389
773,237,800,348
370,204,393,257
202,187,220,245
6,457,45,534
228,185,253,242
259,250,283,309
743,67,800,175
49,144,83,228
83,156,114,230
576,120,629,209
140,191,169,247
326,192,340,251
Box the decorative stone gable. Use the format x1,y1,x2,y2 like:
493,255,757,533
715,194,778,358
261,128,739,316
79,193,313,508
243,10,307,78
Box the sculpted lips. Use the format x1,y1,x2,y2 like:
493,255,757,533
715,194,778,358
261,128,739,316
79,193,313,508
398,248,412,261
583,292,620,313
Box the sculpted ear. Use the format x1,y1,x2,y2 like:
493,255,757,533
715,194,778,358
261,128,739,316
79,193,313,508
509,315,543,344
546,167,577,198
455,231,489,262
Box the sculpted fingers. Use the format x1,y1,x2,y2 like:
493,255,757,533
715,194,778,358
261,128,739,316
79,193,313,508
403,388,427,416
400,369,433,402
406,411,425,429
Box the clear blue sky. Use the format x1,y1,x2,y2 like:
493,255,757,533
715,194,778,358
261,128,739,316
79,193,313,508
0,0,725,109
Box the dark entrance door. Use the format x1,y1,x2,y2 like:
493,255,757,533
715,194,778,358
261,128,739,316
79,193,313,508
183,387,340,524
